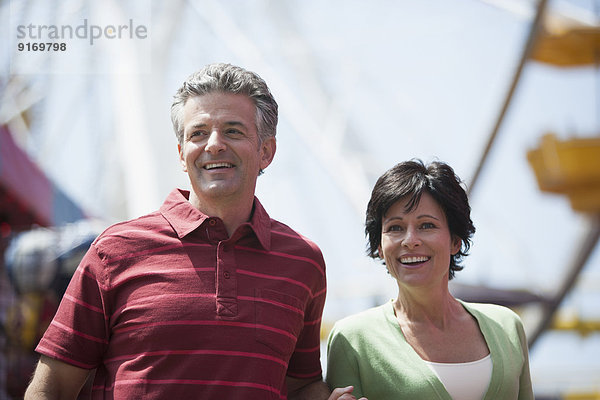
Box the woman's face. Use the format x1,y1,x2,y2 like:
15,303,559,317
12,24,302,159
379,192,461,289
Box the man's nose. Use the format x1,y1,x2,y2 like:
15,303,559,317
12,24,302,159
205,131,226,154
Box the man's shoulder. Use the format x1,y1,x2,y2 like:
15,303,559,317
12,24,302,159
268,218,305,241
92,210,170,252
268,219,324,257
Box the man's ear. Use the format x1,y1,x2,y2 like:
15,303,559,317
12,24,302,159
178,144,187,172
259,137,276,171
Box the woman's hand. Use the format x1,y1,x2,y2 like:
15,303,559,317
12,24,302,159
328,385,368,400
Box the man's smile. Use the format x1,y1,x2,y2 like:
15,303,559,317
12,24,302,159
203,162,235,170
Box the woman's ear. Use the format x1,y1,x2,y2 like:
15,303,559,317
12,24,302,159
451,235,461,255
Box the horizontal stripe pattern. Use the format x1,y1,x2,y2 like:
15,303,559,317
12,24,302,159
50,320,108,344
36,190,326,399
105,349,288,367
106,378,283,395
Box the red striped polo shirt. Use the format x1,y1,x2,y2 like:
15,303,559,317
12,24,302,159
36,189,327,399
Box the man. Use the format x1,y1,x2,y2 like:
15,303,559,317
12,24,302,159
24,64,362,399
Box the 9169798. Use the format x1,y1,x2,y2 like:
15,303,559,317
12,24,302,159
17,42,66,51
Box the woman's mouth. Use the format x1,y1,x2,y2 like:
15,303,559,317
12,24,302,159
399,256,430,266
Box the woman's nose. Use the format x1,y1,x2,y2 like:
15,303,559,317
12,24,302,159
402,227,421,248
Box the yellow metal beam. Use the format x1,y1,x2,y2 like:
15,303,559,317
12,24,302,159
563,393,600,400
527,134,600,213
531,26,600,67
552,315,600,336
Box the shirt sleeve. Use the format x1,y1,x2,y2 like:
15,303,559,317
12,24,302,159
35,244,109,369
326,325,364,398
516,315,534,400
286,252,327,379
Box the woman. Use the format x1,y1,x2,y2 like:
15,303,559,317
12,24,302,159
326,160,533,400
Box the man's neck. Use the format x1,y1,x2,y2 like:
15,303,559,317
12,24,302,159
189,192,254,237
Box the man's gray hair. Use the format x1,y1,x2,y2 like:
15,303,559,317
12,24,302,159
171,63,278,146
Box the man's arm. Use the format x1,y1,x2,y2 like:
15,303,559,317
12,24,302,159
24,355,91,400
286,376,366,400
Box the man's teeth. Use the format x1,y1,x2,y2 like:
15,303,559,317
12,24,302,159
204,162,233,170
400,256,429,264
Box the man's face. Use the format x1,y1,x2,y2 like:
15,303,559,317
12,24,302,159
178,92,275,207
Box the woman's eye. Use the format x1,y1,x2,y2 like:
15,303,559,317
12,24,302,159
386,225,403,232
421,222,435,229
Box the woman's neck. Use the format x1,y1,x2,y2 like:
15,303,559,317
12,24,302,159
393,285,461,329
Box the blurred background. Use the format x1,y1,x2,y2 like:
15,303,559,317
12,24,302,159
1,0,599,398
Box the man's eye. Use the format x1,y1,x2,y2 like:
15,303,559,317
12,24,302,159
226,129,243,136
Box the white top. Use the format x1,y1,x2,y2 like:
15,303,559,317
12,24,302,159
423,354,492,400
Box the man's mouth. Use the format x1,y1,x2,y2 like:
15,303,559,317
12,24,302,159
204,162,234,170
400,256,430,265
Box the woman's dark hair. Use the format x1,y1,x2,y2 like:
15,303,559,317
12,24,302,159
365,159,475,280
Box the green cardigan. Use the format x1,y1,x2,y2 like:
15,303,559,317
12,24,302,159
326,300,533,400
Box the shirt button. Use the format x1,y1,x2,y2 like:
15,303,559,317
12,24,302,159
224,271,230,279
209,219,216,226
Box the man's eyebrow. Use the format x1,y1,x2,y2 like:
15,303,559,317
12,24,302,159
223,120,249,129
186,121,248,130
188,123,207,130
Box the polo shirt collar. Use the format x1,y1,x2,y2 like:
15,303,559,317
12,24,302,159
160,189,207,238
160,189,271,251
247,195,272,251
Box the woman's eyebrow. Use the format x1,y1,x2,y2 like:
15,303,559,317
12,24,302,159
417,214,440,220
